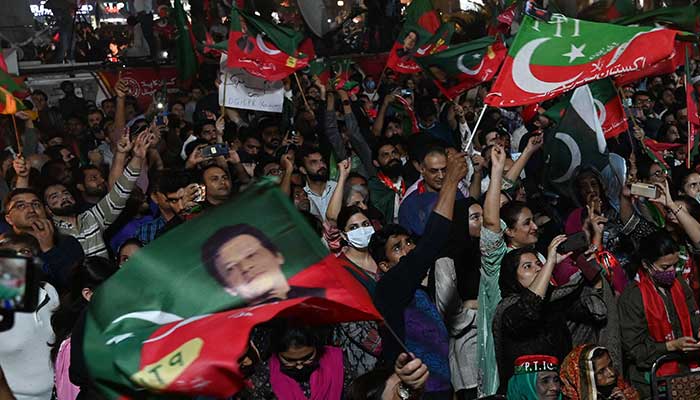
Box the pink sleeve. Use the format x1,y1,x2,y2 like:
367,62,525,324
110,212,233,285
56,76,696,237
55,338,80,400
565,207,584,235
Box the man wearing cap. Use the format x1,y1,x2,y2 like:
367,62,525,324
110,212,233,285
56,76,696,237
507,355,563,400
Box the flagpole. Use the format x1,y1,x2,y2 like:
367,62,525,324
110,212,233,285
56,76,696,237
220,70,229,116
374,65,388,94
294,72,314,117
11,115,22,155
686,72,693,169
462,105,488,153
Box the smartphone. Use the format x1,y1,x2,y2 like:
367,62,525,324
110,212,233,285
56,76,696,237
630,182,658,199
156,111,169,126
201,143,230,159
0,253,38,313
558,231,589,254
193,184,207,203
400,88,413,97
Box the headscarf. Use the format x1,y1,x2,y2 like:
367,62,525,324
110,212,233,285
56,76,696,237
507,355,563,400
560,344,639,400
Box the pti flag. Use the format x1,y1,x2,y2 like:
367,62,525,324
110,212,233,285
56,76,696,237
486,15,679,107
614,40,689,86
613,4,700,33
416,36,507,99
386,0,453,74
543,84,608,194
544,79,627,139
227,6,314,80
173,0,198,81
82,181,381,398
0,69,28,99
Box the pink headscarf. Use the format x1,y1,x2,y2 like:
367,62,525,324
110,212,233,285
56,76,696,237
269,346,345,400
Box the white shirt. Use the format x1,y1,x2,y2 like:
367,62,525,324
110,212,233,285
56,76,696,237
304,180,338,222
0,283,59,400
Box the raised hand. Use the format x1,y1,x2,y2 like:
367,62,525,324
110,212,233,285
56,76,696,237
445,151,469,184
116,128,133,154
548,234,572,264
132,130,155,160
490,144,506,172
395,353,429,391
337,158,351,180
12,156,29,178
115,79,129,98
29,218,55,253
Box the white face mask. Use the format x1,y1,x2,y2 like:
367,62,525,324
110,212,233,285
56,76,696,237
346,226,375,249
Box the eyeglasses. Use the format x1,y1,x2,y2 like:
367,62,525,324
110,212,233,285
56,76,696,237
8,201,43,212
653,170,667,177
279,348,316,368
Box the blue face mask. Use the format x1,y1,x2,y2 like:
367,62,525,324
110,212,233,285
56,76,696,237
365,80,376,90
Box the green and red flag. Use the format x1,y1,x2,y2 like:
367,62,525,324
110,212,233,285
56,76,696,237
308,57,331,84
685,50,700,167
416,36,507,100
643,137,682,173
613,4,700,33
82,181,381,398
392,95,419,134
0,51,7,73
386,0,453,74
614,40,689,86
0,69,28,99
543,84,609,196
0,86,26,115
173,0,198,81
544,78,627,139
227,6,314,81
331,58,359,94
486,15,679,107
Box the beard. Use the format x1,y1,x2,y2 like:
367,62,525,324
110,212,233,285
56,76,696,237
380,159,403,180
50,203,78,217
85,185,108,199
307,167,329,182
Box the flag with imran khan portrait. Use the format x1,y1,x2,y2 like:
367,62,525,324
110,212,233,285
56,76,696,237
227,6,314,80
386,0,453,74
544,78,627,139
415,36,507,99
486,15,679,107
543,84,609,196
82,181,381,398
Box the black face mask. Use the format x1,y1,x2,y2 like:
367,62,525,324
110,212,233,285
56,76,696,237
597,381,616,399
281,361,319,382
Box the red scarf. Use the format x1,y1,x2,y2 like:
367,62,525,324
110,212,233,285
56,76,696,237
269,346,345,400
377,172,405,197
638,272,695,376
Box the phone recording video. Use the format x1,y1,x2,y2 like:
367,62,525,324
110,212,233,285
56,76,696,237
201,143,230,159
0,253,38,313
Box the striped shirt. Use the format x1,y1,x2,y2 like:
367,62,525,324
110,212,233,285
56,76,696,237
53,165,141,258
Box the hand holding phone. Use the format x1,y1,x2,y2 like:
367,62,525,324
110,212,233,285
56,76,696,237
558,231,589,254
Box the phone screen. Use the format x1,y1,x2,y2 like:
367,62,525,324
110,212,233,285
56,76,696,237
0,257,28,311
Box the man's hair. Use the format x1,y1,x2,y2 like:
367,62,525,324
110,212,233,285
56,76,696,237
372,138,396,162
415,97,437,121
368,224,410,264
0,232,40,256
149,169,191,196
296,145,323,169
87,109,103,117
4,188,42,213
381,116,402,137
77,165,103,186
101,98,115,107
420,144,446,164
40,159,70,186
201,224,279,286
194,120,216,137
32,90,48,100
200,164,229,182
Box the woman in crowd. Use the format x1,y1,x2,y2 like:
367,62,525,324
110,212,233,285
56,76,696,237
433,197,482,400
560,344,639,400
266,322,355,400
51,257,119,400
619,230,700,399
116,238,143,267
492,236,606,394
506,355,563,400
332,205,382,377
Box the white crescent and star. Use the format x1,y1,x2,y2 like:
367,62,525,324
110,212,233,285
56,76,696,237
562,44,586,63
552,132,582,183
457,54,485,76
256,34,281,55
512,38,583,95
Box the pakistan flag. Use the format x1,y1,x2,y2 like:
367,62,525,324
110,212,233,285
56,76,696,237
543,84,609,196
487,15,679,107
82,181,381,398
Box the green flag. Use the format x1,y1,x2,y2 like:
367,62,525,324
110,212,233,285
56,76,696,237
83,181,381,398
173,0,198,81
613,4,700,32
544,84,609,196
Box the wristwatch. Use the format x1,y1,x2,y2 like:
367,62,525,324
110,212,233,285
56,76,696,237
397,383,412,399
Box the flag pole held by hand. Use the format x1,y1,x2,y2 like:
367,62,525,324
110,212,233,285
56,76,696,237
11,114,21,156
294,72,314,118
221,71,229,116
462,105,488,153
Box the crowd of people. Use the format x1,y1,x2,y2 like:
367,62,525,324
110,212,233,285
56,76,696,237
1,6,700,400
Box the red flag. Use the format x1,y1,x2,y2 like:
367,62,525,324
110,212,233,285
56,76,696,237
0,51,7,73
615,41,689,86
